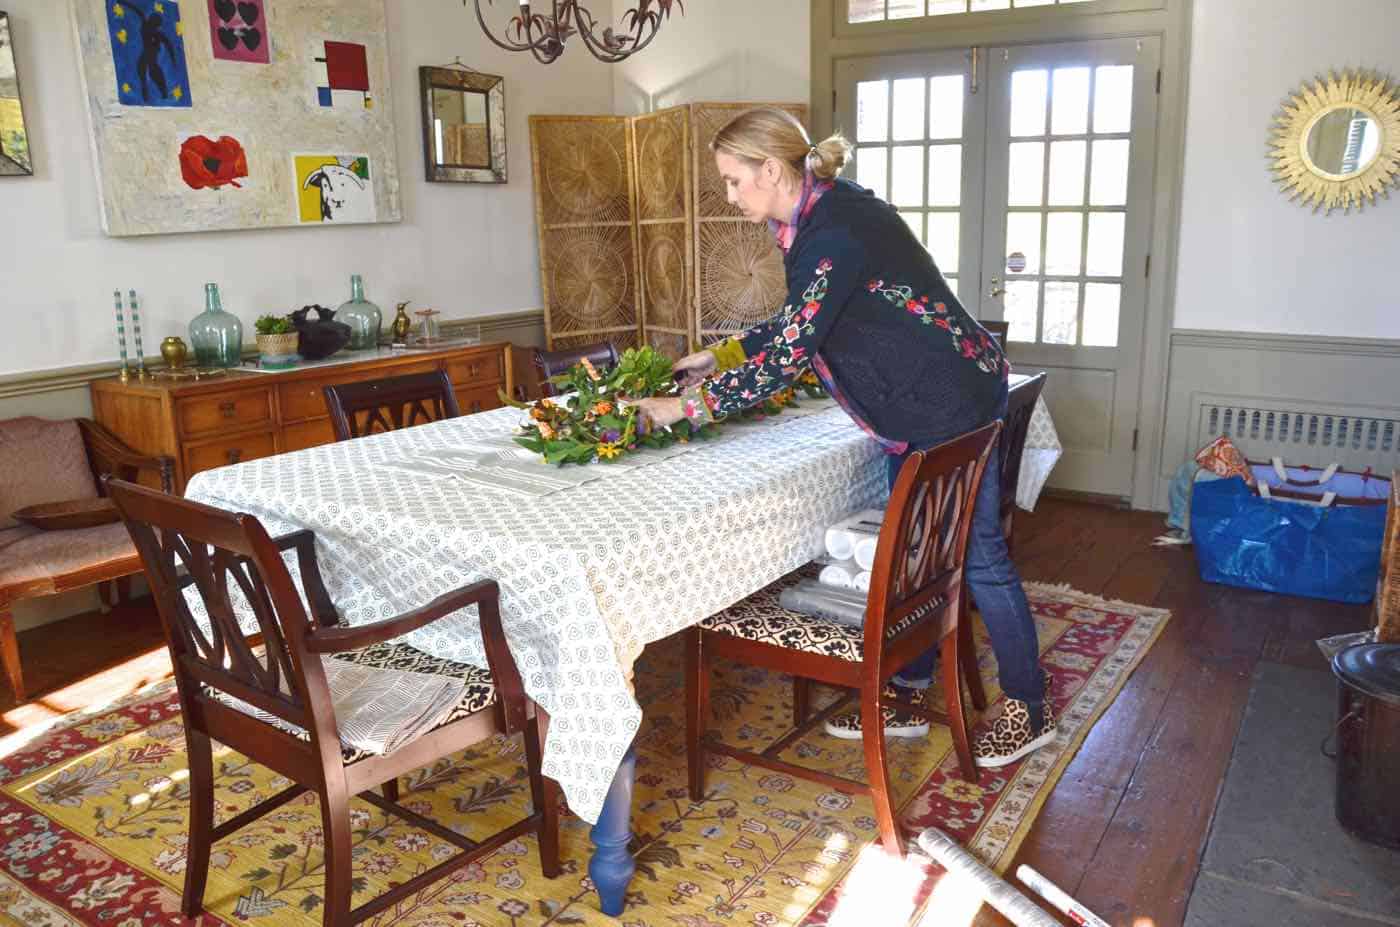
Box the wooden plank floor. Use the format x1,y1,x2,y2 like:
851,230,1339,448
0,500,1375,926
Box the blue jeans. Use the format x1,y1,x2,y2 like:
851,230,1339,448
885,436,1045,710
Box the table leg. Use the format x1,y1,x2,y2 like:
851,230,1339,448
588,741,637,916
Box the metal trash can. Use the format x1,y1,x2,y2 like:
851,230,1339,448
1330,643,1400,849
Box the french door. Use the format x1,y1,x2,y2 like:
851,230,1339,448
836,37,1161,498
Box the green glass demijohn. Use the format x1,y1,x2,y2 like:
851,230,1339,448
188,283,244,368
336,274,382,351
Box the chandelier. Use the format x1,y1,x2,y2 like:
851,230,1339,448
469,0,683,65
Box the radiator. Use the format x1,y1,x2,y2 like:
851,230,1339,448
1192,393,1400,473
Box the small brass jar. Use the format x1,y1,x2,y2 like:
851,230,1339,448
160,336,189,369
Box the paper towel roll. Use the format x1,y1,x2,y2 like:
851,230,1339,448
824,509,885,560
852,571,871,594
819,561,858,589
824,526,857,561
853,536,879,572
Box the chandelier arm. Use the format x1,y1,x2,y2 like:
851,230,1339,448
473,0,538,52
570,5,639,62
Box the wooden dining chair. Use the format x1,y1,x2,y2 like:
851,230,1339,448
534,342,619,397
980,319,1010,347
105,477,559,926
685,422,1001,854
322,370,461,441
1000,372,1047,553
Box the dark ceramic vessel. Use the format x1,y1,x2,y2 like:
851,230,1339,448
290,305,352,360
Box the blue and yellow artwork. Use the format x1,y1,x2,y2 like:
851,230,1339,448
106,0,191,107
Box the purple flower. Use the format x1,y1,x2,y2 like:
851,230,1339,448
602,429,621,443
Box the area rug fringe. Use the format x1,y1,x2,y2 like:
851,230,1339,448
1023,580,1172,620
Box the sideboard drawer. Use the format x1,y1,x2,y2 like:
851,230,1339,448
177,388,274,438
455,384,505,416
446,351,504,387
278,361,439,421
184,430,277,475
282,418,336,453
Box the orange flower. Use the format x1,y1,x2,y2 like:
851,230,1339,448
580,357,601,381
537,422,555,439
593,400,613,415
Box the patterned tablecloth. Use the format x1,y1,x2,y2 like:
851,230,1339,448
182,393,1060,824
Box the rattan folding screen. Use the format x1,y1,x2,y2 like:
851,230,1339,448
531,102,808,358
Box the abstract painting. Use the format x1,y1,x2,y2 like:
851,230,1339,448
293,153,375,223
71,0,401,236
206,0,269,64
106,0,191,108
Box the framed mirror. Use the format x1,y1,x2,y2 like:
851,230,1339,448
419,65,506,183
1270,71,1400,214
0,11,33,176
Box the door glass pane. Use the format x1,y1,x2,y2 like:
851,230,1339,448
1050,67,1091,135
927,145,961,206
891,146,924,206
848,0,885,22
1043,281,1079,344
1089,139,1130,205
946,276,962,303
857,81,889,143
930,0,967,13
1083,282,1120,346
857,147,888,200
928,75,964,139
1018,0,1055,6
888,0,923,18
1086,212,1125,276
1047,140,1087,206
1004,281,1039,343
1005,212,1042,274
892,78,927,141
1093,65,1134,133
971,0,1011,10
900,211,925,245
1007,142,1045,206
1010,70,1048,137
1044,212,1084,275
927,212,959,267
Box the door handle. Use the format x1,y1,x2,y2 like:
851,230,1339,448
988,276,1006,299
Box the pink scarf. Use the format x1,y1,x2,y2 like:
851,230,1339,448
769,169,833,254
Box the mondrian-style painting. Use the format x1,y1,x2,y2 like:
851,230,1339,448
71,0,400,236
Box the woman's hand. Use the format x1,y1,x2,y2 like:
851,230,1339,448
632,397,685,433
671,350,718,388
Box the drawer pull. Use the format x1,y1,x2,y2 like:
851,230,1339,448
468,362,481,378
219,401,237,419
226,448,243,465
470,401,483,413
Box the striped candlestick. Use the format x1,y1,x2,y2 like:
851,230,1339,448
113,289,129,372
128,289,145,368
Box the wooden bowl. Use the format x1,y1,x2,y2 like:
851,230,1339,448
12,498,121,531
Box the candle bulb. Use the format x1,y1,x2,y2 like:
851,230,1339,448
113,289,130,376
128,289,145,370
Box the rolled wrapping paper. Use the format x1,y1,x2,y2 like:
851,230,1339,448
823,508,886,560
853,536,879,572
851,571,871,594
818,559,859,590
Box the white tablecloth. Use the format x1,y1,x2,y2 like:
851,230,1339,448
1018,394,1061,512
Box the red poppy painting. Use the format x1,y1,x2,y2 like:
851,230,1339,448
179,134,248,189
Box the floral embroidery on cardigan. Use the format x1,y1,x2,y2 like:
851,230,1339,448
866,277,1007,376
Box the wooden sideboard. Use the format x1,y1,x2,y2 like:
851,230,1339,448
92,342,537,493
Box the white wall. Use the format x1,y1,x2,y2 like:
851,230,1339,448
1173,0,1400,338
0,0,613,377
611,0,809,115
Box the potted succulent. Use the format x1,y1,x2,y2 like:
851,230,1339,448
254,314,300,359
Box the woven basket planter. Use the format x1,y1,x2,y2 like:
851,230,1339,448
256,332,300,357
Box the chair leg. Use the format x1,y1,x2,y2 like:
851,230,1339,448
380,777,399,802
793,677,811,727
320,783,354,927
116,575,134,606
685,627,708,803
523,713,561,878
942,629,979,783
958,594,987,712
182,728,216,919
0,610,23,703
860,687,903,855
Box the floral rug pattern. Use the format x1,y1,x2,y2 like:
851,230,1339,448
0,584,1168,927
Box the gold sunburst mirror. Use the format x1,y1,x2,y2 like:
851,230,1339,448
1270,71,1400,214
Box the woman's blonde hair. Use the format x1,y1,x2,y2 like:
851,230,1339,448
710,107,852,185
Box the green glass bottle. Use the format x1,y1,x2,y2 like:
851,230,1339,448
188,283,244,368
337,274,382,351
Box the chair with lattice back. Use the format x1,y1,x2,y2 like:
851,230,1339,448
685,422,1001,855
105,477,558,926
322,370,461,442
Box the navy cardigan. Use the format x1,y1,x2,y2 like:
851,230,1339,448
702,179,1009,450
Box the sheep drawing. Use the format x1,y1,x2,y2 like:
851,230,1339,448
302,163,376,223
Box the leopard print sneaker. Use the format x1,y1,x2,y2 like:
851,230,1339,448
823,685,930,740
972,692,1056,768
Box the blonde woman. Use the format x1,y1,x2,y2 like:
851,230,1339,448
636,107,1053,768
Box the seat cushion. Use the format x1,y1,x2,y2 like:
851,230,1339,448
0,522,138,601
700,566,941,661
0,418,99,530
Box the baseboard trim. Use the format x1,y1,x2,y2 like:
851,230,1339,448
0,308,548,402
1171,328,1400,358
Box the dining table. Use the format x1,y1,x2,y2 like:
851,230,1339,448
182,373,1058,916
